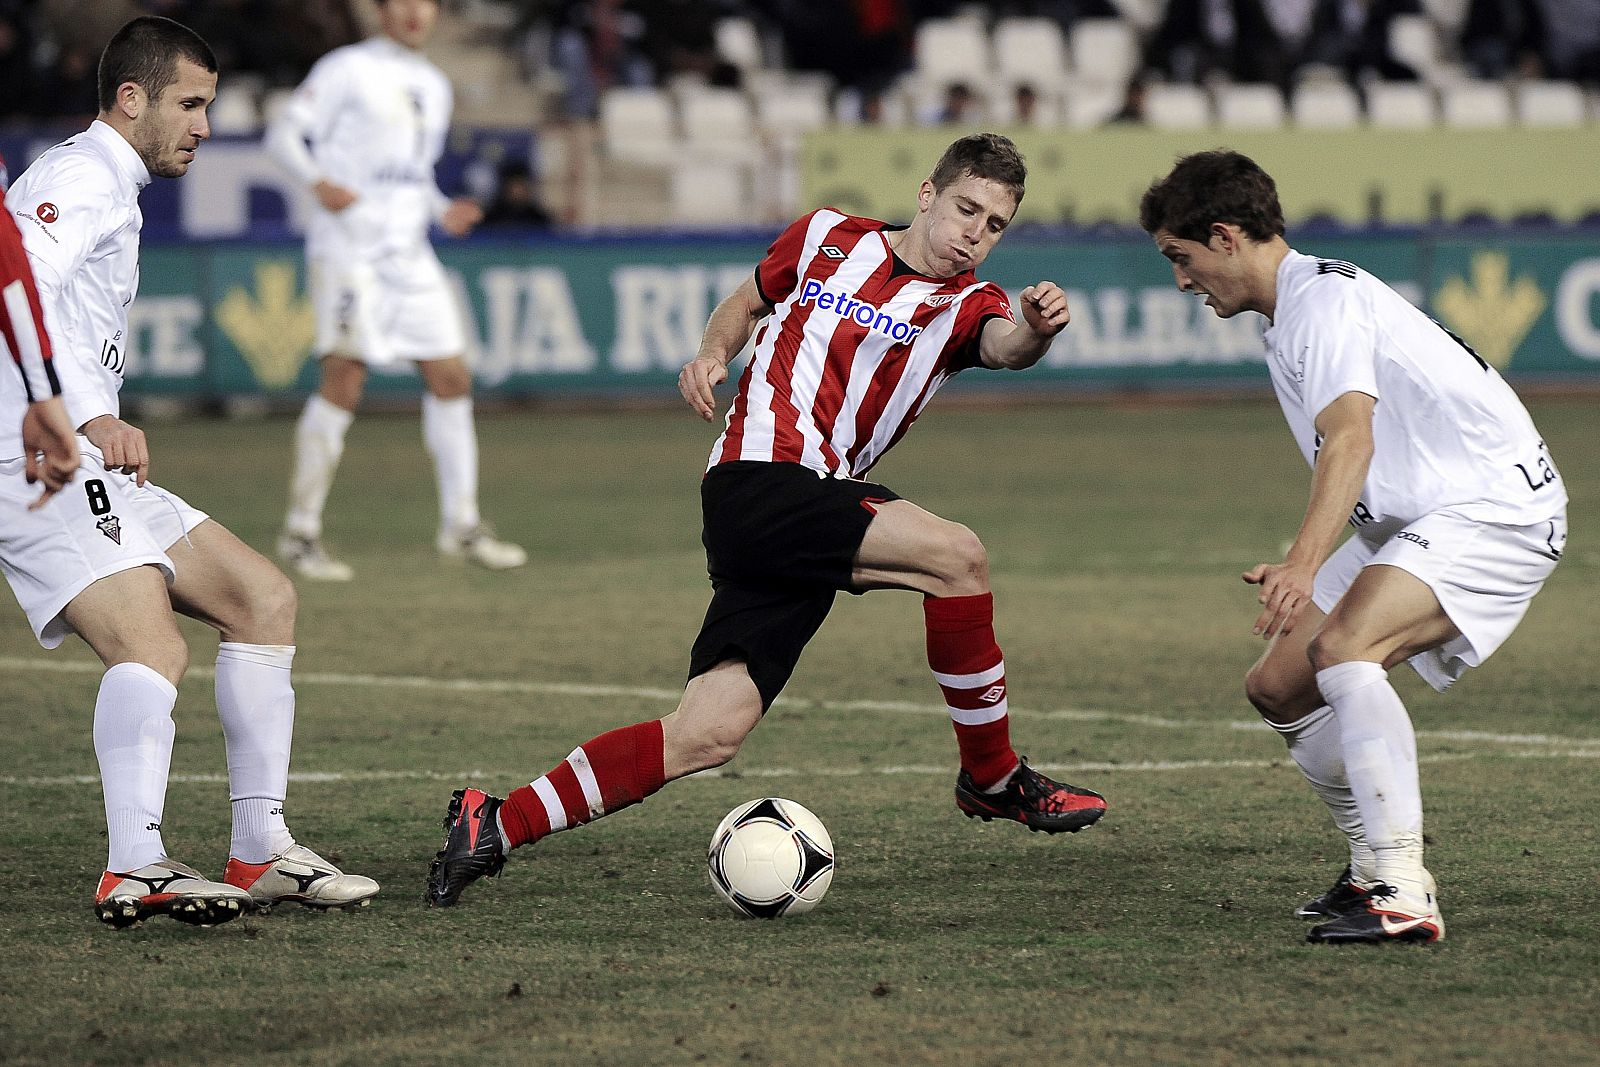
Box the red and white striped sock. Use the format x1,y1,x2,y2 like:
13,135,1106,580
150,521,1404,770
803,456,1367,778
498,719,666,849
925,592,1019,791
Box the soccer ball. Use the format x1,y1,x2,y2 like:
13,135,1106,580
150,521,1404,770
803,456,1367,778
707,797,835,919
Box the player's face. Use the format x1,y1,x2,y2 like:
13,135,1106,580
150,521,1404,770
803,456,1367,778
130,59,216,179
1152,227,1254,318
380,0,442,49
917,174,1018,278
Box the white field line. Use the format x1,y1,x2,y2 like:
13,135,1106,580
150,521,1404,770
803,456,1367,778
3,654,1598,787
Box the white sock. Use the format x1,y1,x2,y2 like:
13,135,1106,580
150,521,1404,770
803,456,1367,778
422,392,480,533
216,642,298,863
1316,661,1426,894
1266,705,1376,885
285,395,354,539
94,663,178,873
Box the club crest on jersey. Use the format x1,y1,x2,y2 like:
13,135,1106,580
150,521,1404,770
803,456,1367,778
796,278,925,344
97,515,122,545
818,244,847,260
924,293,956,308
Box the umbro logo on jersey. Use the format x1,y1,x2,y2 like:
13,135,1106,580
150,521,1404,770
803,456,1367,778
924,293,956,307
35,202,58,224
818,244,847,260
97,515,122,545
797,279,925,344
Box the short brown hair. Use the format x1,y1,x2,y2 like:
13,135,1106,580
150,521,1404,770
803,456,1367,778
1139,150,1284,243
97,16,216,113
928,133,1027,205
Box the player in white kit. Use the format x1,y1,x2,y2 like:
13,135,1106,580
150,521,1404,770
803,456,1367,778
264,0,525,580
1141,150,1567,944
4,16,378,926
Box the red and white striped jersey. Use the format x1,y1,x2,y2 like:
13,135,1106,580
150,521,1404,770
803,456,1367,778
709,208,1014,478
1,184,62,457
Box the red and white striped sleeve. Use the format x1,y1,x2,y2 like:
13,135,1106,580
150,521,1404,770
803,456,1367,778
753,209,823,307
0,189,61,403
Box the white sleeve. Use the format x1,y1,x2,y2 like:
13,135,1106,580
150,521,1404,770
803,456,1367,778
427,75,453,221
1296,279,1379,424
263,53,350,187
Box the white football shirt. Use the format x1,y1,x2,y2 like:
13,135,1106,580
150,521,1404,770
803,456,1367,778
265,35,453,261
1263,249,1566,536
3,120,148,455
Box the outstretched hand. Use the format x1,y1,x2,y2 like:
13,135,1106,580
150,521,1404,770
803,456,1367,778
678,355,728,422
21,396,80,508
1019,281,1071,336
1242,559,1317,639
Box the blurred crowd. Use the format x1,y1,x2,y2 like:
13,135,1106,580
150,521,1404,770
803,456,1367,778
0,0,361,124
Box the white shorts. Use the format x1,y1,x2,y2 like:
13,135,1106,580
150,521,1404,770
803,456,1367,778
1314,509,1567,691
0,443,208,649
309,246,465,366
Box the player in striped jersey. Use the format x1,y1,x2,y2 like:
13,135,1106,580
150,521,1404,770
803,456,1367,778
429,134,1107,908
1141,150,1566,944
1,165,80,507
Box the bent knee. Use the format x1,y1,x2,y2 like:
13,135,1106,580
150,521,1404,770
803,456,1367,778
933,524,989,595
1306,625,1359,673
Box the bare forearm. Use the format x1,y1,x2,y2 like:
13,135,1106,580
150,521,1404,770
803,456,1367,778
1286,431,1373,569
697,288,764,368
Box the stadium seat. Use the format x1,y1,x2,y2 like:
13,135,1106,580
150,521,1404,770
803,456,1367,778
754,88,831,137
670,159,753,225
599,87,678,167
1144,83,1212,129
1388,15,1442,81
679,88,759,164
1069,19,1140,88
1365,82,1437,128
992,17,1071,91
1062,81,1125,128
713,17,765,72
1439,80,1513,127
1419,0,1470,34
1515,81,1587,127
209,83,262,136
1290,80,1362,128
913,17,993,86
1215,84,1287,128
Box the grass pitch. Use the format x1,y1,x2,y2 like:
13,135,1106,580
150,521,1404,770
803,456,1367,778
1,395,1595,1067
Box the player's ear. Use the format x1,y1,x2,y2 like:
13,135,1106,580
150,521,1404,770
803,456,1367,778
918,179,935,212
113,80,148,121
1209,221,1239,254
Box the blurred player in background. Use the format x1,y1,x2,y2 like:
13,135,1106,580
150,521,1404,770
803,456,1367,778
428,133,1107,908
5,16,378,927
1141,150,1567,944
1,151,81,506
265,0,525,581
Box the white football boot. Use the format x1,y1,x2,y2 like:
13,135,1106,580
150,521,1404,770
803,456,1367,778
223,844,380,911
436,522,527,570
277,532,354,582
94,859,254,929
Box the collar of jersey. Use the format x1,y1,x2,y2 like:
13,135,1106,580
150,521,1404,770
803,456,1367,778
84,119,152,192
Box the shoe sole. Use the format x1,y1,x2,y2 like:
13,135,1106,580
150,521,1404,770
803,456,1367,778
957,802,1106,834
246,893,378,914
94,893,250,930
1305,925,1444,945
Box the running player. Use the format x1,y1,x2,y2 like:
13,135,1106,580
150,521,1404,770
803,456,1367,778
428,133,1108,908
264,0,524,581
1140,150,1567,944
1,151,80,506
4,16,378,927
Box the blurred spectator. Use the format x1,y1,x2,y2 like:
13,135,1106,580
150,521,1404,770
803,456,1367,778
1533,0,1600,83
482,160,555,228
1144,0,1314,86
0,10,40,122
1104,77,1149,124
1013,82,1040,124
33,40,100,122
934,81,980,124
1459,0,1546,78
1302,0,1423,84
759,0,912,95
552,0,655,119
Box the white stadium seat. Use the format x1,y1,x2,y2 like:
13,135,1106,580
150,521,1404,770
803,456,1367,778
1144,83,1212,129
992,17,1071,89
679,88,758,163
1365,82,1437,128
1215,84,1287,128
713,17,765,72
1388,15,1442,81
1062,81,1125,127
1439,80,1513,127
1515,81,1587,127
1290,81,1362,128
599,87,678,167
1069,19,1140,88
670,159,752,225
754,88,831,136
913,17,992,86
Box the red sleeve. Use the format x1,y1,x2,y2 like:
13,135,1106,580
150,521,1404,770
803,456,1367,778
947,282,1015,372
0,189,60,400
753,210,820,307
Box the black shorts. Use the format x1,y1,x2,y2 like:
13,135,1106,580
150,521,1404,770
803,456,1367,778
688,461,899,711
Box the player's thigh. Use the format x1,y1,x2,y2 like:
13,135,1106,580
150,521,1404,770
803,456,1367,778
1244,599,1327,723
60,564,187,677
1313,563,1459,670
852,499,985,594
166,519,296,642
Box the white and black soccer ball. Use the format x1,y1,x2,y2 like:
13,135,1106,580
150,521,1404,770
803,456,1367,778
707,797,834,918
